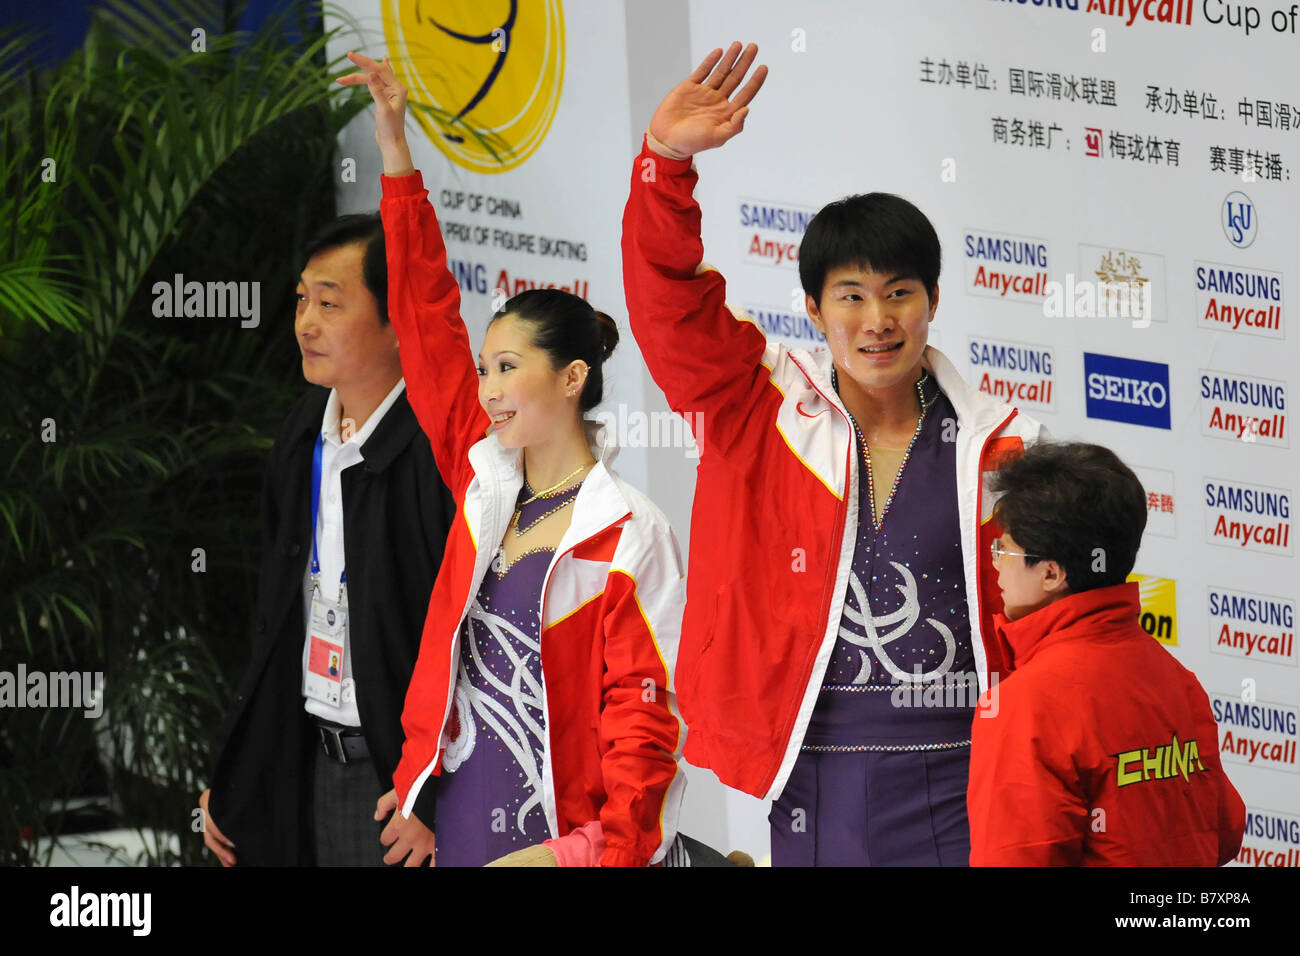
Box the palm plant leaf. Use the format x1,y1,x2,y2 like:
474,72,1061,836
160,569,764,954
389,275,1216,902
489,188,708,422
1,0,372,865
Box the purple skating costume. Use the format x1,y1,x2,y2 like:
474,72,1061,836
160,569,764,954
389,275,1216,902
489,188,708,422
433,483,581,866
771,372,978,866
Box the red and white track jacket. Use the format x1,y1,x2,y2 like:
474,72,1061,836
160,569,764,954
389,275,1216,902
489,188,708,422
382,172,686,867
621,137,1048,801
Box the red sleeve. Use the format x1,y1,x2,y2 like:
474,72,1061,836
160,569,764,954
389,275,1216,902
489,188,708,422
595,523,686,867
968,681,1088,866
380,172,487,494
620,137,771,453
1185,680,1246,866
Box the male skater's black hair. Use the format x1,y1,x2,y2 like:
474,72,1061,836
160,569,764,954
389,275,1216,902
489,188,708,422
798,193,941,305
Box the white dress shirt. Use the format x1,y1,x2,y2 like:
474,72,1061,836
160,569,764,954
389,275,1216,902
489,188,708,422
302,378,407,727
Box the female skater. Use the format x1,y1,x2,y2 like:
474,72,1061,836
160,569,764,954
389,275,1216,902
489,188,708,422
341,51,686,867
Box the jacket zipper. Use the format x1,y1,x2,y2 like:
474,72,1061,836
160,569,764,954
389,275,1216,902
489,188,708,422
764,360,854,793
535,509,632,836
431,470,508,786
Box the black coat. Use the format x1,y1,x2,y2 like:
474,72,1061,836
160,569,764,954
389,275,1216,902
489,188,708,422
208,386,455,865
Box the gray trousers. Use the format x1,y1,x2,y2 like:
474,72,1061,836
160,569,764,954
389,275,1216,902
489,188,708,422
310,745,388,867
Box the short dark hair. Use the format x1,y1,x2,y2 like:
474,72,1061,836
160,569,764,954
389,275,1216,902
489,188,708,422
492,288,619,413
301,213,388,324
989,442,1147,594
798,193,942,306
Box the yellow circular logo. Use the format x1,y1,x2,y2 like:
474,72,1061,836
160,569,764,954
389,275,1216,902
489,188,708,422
382,0,565,174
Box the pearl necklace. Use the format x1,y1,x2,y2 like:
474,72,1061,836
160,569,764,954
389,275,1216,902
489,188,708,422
832,368,933,531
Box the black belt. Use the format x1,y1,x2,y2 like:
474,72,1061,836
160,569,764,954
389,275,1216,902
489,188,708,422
313,717,370,764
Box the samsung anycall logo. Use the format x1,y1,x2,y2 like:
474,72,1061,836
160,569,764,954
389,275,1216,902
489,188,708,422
967,336,1055,410
1204,478,1292,555
740,199,814,268
963,230,1050,303
1199,370,1287,447
1083,352,1170,429
1195,261,1283,339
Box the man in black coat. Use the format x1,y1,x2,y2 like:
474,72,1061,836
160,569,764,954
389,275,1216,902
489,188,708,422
198,215,455,866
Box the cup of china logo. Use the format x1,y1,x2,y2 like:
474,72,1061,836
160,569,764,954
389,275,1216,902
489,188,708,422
381,0,565,174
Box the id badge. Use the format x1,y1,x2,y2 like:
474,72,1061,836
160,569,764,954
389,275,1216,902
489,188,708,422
305,597,347,707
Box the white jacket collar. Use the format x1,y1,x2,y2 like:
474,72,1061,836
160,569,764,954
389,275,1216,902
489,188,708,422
804,344,1016,436
468,418,632,542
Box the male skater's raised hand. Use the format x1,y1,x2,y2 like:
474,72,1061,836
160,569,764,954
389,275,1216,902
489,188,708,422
647,42,767,159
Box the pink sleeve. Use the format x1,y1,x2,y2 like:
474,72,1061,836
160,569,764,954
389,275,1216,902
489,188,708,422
543,820,607,868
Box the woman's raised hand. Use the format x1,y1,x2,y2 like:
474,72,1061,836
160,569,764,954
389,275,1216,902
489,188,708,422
338,50,415,176
647,42,768,159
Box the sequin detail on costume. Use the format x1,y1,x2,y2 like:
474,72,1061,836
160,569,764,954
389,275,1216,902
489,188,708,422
490,481,582,577
838,559,957,684
825,373,973,689
804,375,979,753
846,370,932,532
435,548,553,865
512,479,582,537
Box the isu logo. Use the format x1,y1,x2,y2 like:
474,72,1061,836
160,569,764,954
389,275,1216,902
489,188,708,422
1223,191,1258,249
1114,733,1206,788
382,0,565,173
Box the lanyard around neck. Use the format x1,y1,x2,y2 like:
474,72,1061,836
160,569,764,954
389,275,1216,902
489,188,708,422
310,433,347,598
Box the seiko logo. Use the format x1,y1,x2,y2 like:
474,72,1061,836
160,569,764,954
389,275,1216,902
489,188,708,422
1083,353,1172,429
1087,373,1167,407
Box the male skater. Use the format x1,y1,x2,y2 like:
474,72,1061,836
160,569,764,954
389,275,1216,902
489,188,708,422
623,43,1046,865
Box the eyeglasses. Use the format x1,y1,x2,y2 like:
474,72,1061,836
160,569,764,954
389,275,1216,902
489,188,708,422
990,538,1040,565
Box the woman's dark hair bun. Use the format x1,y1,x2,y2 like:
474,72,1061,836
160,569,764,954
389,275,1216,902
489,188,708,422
492,289,619,412
594,310,619,361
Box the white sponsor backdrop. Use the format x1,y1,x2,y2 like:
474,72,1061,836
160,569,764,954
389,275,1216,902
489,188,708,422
330,0,1298,865
686,0,1299,865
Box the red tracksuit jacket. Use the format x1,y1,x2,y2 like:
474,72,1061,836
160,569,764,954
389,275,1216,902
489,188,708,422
968,582,1246,865
622,137,1047,799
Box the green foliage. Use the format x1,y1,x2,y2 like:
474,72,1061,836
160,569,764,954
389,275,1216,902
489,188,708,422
0,0,370,865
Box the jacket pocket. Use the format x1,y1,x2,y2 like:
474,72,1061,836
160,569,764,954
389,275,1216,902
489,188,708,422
696,583,728,659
